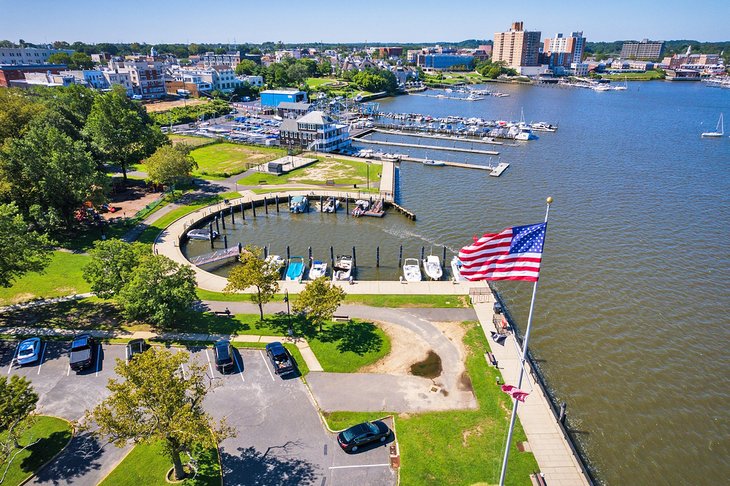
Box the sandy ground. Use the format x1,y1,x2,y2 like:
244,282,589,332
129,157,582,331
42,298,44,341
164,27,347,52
143,98,206,113
361,321,431,375
362,320,469,377
102,188,163,220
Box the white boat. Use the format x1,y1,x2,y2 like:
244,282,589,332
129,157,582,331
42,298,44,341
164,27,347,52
701,113,724,138
451,256,465,282
264,255,285,276
187,228,218,240
308,260,328,279
322,197,340,213
423,159,446,166
333,255,353,281
423,255,443,280
403,258,422,282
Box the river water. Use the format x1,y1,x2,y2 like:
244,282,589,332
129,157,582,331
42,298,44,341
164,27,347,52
184,81,730,484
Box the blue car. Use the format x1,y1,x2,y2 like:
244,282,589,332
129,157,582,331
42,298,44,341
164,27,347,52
17,337,43,366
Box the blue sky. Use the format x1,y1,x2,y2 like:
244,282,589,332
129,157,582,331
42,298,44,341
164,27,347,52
2,0,728,44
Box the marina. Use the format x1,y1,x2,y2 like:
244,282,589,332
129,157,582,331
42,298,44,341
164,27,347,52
352,137,501,155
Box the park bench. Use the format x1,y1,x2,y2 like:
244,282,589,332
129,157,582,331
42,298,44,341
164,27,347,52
332,315,350,322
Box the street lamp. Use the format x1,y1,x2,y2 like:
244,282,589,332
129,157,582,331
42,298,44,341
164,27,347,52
284,290,292,338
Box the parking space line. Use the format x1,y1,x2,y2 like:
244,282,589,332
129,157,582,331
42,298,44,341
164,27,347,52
95,345,102,377
260,350,275,382
234,353,245,383
328,464,391,470
204,349,215,377
37,342,47,375
179,363,187,379
66,364,71,376
6,344,18,374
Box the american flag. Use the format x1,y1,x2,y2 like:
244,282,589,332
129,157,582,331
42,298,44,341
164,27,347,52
457,223,546,282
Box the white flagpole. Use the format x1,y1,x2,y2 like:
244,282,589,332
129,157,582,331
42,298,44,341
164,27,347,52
499,196,552,486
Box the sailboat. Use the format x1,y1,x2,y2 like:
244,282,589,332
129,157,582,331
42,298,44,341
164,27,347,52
701,113,724,138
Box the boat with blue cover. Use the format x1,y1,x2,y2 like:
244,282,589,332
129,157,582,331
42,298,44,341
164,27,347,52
285,256,305,282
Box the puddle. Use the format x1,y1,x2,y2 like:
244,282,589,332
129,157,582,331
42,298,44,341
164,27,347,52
410,351,443,379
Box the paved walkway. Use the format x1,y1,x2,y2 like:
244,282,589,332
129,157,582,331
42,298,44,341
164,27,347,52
473,302,591,486
0,326,323,372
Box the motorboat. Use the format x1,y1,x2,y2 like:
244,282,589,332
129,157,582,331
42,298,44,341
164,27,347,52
451,256,465,281
352,200,370,217
187,228,219,240
333,255,353,281
289,196,309,213
423,159,445,166
322,196,340,213
701,113,724,138
403,258,422,282
308,260,328,279
423,255,443,280
264,254,286,277
285,256,305,282
529,122,557,132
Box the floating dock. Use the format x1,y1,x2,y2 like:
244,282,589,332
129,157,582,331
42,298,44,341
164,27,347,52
190,245,241,266
374,128,504,146
353,137,500,156
398,156,509,176
488,162,510,177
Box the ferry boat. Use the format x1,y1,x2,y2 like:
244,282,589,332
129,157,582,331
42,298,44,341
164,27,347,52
308,260,328,279
423,255,443,280
285,256,305,282
701,113,724,138
333,255,353,281
187,228,219,240
450,256,465,282
289,196,309,213
403,258,422,282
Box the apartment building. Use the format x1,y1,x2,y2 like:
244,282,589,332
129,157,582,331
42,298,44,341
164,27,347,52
493,22,542,70
620,39,664,60
0,46,74,65
543,32,586,68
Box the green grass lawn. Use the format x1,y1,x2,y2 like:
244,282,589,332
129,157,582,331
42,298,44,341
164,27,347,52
169,135,218,148
0,252,91,306
195,289,468,308
306,77,339,88
189,143,285,179
600,69,665,81
237,157,382,188
99,437,220,486
0,416,73,486
136,191,240,244
324,323,539,485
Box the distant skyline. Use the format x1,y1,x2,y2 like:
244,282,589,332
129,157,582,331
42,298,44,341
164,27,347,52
1,0,728,45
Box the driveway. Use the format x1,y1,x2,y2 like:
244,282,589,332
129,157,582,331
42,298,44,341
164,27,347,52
1,341,395,486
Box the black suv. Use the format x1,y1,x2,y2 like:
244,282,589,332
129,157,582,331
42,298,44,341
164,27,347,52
213,340,234,373
69,334,97,372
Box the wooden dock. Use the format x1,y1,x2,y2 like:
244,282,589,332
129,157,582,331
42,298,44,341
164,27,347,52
353,138,500,156
386,201,416,221
374,128,504,146
400,156,507,173
190,246,241,266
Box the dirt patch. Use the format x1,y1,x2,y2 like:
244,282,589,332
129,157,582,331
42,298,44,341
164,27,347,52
432,321,469,361
290,160,356,183
360,321,430,375
143,98,206,113
459,371,474,391
103,187,163,220
410,351,443,379
462,424,484,447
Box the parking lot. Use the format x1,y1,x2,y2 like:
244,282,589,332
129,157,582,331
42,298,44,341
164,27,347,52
1,341,395,486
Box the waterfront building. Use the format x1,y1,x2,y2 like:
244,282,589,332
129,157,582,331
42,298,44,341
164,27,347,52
543,32,585,68
240,75,263,87
260,89,308,108
279,111,350,152
276,102,312,118
493,22,542,70
620,39,664,60
665,68,701,81
417,54,474,71
0,46,74,65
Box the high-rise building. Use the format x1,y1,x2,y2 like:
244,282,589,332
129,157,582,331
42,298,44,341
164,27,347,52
493,22,541,69
620,39,664,60
543,32,586,68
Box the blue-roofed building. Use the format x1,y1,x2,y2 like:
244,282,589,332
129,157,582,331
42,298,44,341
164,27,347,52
260,89,308,108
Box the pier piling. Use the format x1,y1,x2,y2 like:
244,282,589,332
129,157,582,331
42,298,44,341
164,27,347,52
220,211,225,229
241,202,245,220
442,246,447,267
320,195,324,212
346,197,349,215
376,246,380,267
238,242,242,254
330,246,335,268
263,245,268,259
421,246,425,261
224,235,228,249
559,403,567,425
352,246,357,268
252,200,256,218
286,245,290,261
288,195,291,208
230,205,234,224
398,245,403,267
308,246,312,262
215,216,220,234
209,223,214,248
265,196,269,214
275,195,280,213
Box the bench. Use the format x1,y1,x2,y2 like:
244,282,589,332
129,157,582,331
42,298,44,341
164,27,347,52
213,310,232,318
325,179,335,186
332,315,350,322
485,352,498,367
493,314,509,335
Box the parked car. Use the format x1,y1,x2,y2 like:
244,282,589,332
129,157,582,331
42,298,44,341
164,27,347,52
337,421,391,453
213,340,234,373
16,337,43,366
126,339,149,361
265,342,295,375
69,334,97,372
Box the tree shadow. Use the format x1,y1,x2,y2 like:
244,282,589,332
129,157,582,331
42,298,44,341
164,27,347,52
0,299,122,332
16,429,73,477
30,431,105,484
220,444,319,486
317,321,383,356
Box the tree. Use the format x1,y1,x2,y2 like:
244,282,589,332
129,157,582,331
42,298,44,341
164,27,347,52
0,375,39,482
286,63,310,86
224,246,279,320
47,52,72,66
317,60,332,77
117,255,197,327
293,277,346,332
83,239,149,298
85,348,233,481
145,144,197,187
70,52,94,69
84,85,166,180
0,204,52,287
0,119,106,230
234,59,257,76
0,88,44,147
